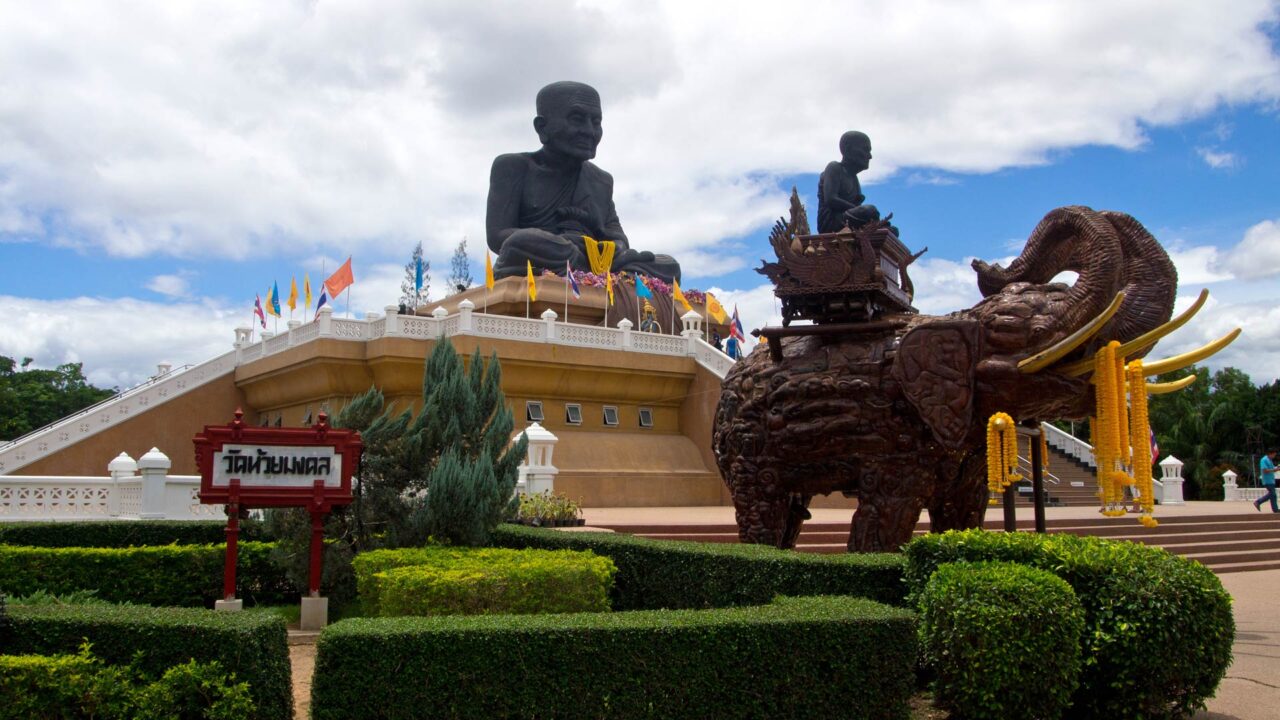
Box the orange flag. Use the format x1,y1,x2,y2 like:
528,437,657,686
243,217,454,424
324,257,354,297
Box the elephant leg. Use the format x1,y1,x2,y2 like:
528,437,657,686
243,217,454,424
730,466,794,549
780,493,813,549
849,468,929,552
927,453,988,533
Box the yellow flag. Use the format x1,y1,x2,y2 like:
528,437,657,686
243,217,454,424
705,292,727,323
304,274,312,309
485,252,495,290
287,277,298,311
673,278,692,313
606,272,614,306
526,260,537,302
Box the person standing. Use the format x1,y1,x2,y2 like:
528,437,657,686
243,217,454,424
1256,449,1279,512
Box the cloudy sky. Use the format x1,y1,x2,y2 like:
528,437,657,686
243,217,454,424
2,0,1279,388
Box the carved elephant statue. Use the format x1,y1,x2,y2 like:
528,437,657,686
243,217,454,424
713,205,1227,552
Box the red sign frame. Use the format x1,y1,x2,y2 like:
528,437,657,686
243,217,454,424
194,409,363,599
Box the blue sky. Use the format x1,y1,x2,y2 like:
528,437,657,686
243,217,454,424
1,1,1278,387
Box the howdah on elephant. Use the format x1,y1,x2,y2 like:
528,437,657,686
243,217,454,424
713,204,1236,552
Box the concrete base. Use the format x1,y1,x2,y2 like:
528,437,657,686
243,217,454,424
214,598,243,612
300,596,328,631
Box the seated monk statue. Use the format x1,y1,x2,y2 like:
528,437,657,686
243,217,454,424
817,131,891,235
486,81,681,284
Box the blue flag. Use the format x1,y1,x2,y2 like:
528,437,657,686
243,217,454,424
636,275,653,300
415,257,423,293
316,290,328,311
270,281,281,316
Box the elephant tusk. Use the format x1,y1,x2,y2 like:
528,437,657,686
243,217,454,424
1140,328,1242,377
1059,289,1210,377
1145,375,1197,395
1018,291,1125,374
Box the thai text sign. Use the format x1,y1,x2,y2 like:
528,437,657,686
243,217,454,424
214,445,340,488
195,410,362,510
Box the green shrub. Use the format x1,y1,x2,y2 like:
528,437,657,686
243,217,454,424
312,595,917,720
919,561,1083,720
352,545,615,616
0,542,294,607
0,650,255,720
903,529,1234,720
491,523,906,608
6,602,291,719
0,520,269,548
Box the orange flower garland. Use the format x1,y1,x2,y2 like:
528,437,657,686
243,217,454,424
986,412,1020,505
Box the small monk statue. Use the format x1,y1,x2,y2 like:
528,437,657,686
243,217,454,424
817,131,887,234
486,81,682,283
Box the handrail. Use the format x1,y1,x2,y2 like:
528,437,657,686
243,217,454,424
1040,421,1095,468
0,363,192,451
1016,454,1061,485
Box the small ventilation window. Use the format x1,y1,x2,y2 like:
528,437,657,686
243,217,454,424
565,404,583,425
603,406,620,427
526,401,544,422
638,408,654,428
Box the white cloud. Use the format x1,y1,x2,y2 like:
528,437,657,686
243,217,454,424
0,1,1276,265
144,273,191,297
1196,147,1240,169
1218,219,1280,281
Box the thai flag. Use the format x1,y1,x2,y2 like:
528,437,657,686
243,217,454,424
730,305,745,341
566,260,581,299
253,294,266,328
1150,429,1159,462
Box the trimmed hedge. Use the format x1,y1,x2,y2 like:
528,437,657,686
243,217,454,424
6,602,291,720
0,542,294,607
920,561,1084,720
0,651,255,720
0,520,268,548
312,595,917,720
904,530,1234,720
353,546,616,616
491,524,906,608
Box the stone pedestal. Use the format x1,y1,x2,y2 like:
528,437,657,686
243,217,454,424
300,596,329,630
1159,455,1185,505
1222,469,1240,502
214,599,243,612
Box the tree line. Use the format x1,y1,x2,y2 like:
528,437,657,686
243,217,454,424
0,356,116,441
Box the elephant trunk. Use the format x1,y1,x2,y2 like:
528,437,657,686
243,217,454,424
1098,211,1178,358
972,206,1125,345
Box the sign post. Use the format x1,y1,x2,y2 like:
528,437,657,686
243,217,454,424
195,409,362,629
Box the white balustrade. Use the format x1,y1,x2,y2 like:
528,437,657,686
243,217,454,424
1041,422,1096,468
0,449,224,520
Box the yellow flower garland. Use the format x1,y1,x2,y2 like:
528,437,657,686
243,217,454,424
581,235,616,277
986,412,1020,505
1094,341,1129,516
1128,360,1158,527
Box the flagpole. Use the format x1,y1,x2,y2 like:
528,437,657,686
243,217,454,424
564,270,569,325
345,286,351,319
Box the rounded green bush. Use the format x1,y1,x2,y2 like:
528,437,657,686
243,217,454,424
920,561,1083,720
904,530,1235,719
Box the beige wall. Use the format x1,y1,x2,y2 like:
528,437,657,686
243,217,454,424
17,373,251,477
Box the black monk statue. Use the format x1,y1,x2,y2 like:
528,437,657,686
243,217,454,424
485,81,681,283
817,130,890,235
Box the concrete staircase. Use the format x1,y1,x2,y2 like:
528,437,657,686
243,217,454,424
596,512,1280,574
1013,443,1100,507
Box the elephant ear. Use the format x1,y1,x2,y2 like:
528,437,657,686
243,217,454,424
893,320,980,449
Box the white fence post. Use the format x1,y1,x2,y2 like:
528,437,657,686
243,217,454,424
384,305,400,336
459,299,475,332
234,327,252,364
518,423,559,495
287,319,301,345
317,306,334,336
137,448,171,519
1159,455,1185,505
681,309,704,356
432,307,448,338
618,318,633,349
1222,469,1240,501
107,452,137,517
541,308,558,341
